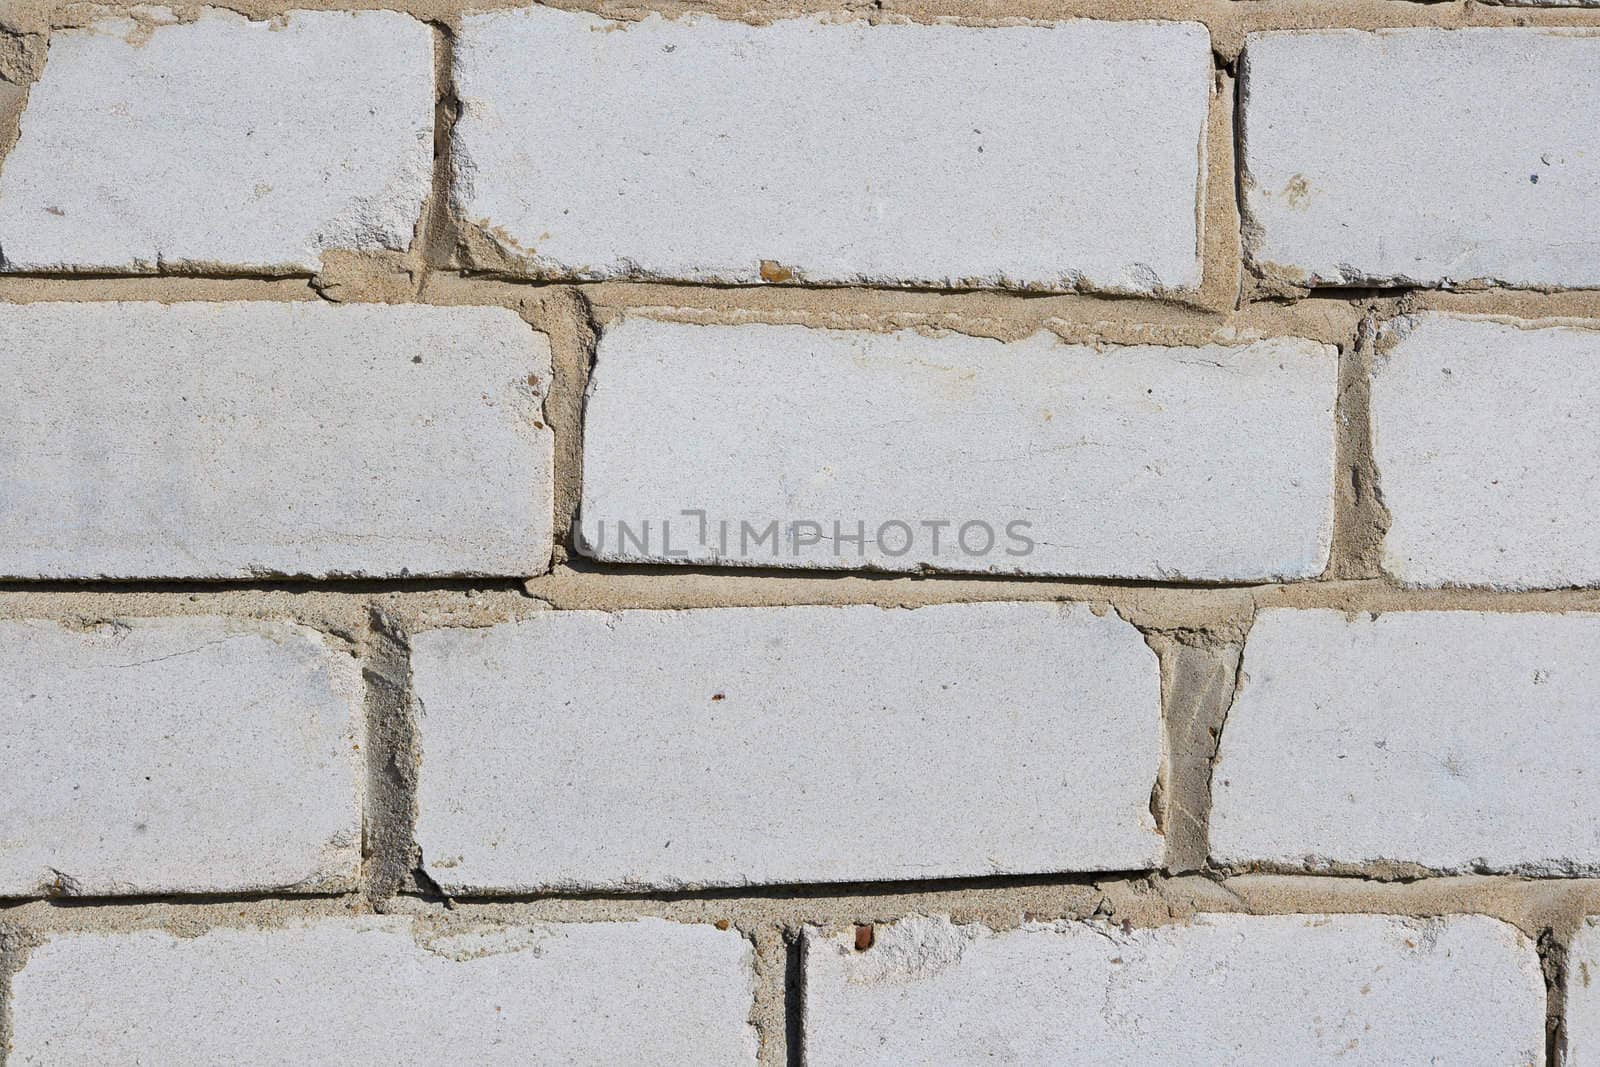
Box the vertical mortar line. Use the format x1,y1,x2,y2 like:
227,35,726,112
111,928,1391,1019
0,906,37,1067
1145,632,1175,851
0,920,14,1067
1146,631,1244,875
785,927,806,1067
0,26,44,150
746,923,797,1067
1228,41,1256,306
0,28,45,275
1324,311,1391,580
1201,58,1243,316
1542,926,1572,1067
525,287,601,567
360,604,426,905
420,20,461,272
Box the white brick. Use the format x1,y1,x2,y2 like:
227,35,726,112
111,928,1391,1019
0,302,552,578
0,617,361,897
1373,313,1600,589
1564,918,1600,1066
7,917,756,1064
1241,29,1600,289
0,10,432,273
412,602,1162,891
804,913,1544,1065
579,320,1336,580
1212,609,1600,874
454,9,1210,292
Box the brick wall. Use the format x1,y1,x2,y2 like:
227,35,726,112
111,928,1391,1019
1,3,1598,1063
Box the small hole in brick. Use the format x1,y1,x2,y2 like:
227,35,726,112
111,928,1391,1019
711,692,725,701
855,924,874,951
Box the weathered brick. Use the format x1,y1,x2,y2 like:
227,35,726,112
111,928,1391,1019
0,617,361,897
1241,28,1600,289
579,319,1337,580
804,913,1543,1065
1372,313,1600,589
1211,609,1600,874
453,8,1211,292
7,917,757,1064
1564,917,1600,1065
0,302,552,579
412,602,1163,892
0,10,433,273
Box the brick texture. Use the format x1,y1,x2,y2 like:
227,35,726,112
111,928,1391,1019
453,8,1212,291
0,302,552,578
7,917,757,1064
803,913,1544,1065
1212,609,1600,874
0,616,362,897
580,319,1337,580
1372,313,1600,589
411,602,1162,892
1241,28,1600,289
0,10,432,273
1565,918,1600,1066
2,4,1596,1061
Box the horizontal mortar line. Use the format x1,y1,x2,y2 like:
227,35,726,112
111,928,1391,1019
0,267,309,283
532,570,1600,604
0,576,534,597
8,872,1600,926
540,559,1275,591
398,867,1163,905
456,269,1232,308
6,575,1600,612
0,268,1226,310
399,875,1600,907
2,271,1598,325
13,0,1600,32
0,889,355,912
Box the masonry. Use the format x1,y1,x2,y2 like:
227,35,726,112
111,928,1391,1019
1,0,1599,1063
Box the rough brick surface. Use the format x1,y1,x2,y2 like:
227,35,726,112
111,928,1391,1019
0,302,552,579
1211,609,1600,874
453,8,1211,292
1373,313,1600,589
0,617,362,897
0,10,433,273
803,913,1544,1065
1565,918,1600,1065
579,319,1336,580
1241,28,1600,289
7,917,757,1064
411,602,1162,891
